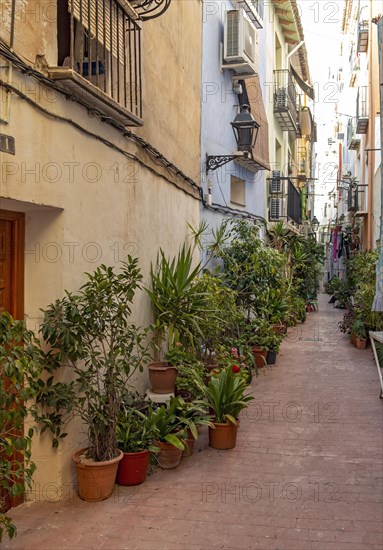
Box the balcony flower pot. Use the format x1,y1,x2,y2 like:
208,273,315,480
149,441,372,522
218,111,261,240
72,448,123,502
252,346,268,368
156,440,183,469
266,350,278,365
208,422,238,450
351,331,357,346
116,450,150,486
148,361,178,393
355,337,367,350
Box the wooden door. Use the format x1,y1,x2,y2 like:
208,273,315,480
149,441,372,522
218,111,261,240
0,210,25,512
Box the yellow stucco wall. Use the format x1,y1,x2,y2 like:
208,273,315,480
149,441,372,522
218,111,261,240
0,0,202,498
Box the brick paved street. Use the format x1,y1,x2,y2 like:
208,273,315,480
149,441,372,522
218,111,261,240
3,295,383,550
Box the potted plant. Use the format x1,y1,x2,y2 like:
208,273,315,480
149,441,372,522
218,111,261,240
352,319,368,349
150,397,188,469
194,365,254,450
173,397,213,457
116,394,159,486
166,344,205,401
146,246,207,393
0,312,43,543
38,259,150,502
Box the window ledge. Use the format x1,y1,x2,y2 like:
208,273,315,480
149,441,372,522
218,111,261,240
48,67,143,127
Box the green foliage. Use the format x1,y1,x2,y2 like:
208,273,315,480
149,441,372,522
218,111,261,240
194,364,254,424
116,395,159,454
352,320,367,340
38,259,150,462
149,398,188,450
0,312,43,543
164,345,205,400
290,238,324,301
325,277,343,295
147,246,208,352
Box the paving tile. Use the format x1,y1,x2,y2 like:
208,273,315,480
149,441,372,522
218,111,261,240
2,295,382,549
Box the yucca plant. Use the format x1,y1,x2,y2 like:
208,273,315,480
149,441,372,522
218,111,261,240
194,365,254,425
146,246,209,353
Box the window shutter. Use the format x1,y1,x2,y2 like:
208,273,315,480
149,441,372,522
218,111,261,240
68,0,125,60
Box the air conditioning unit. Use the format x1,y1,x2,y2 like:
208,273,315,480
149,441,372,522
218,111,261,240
270,171,283,194
223,9,259,76
269,197,284,220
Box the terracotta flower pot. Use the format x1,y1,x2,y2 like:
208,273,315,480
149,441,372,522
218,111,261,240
252,346,268,368
156,441,182,469
356,337,367,350
148,362,178,394
72,448,123,502
116,450,150,486
208,422,238,450
182,429,196,458
182,438,195,458
272,323,285,335
351,332,357,346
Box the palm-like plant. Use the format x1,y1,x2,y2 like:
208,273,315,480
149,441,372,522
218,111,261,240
194,365,254,425
146,246,208,353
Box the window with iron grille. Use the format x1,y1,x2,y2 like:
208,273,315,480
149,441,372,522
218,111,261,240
56,0,142,121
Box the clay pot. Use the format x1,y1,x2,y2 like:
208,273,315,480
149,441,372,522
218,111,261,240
266,350,278,365
182,438,195,458
148,362,178,394
356,337,367,350
156,441,182,469
72,448,123,502
272,323,285,335
116,450,150,486
208,422,238,450
252,346,268,368
351,332,357,346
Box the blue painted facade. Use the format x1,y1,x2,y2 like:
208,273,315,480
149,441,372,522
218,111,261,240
200,0,268,232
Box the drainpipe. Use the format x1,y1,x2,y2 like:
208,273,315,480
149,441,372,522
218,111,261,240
367,1,375,250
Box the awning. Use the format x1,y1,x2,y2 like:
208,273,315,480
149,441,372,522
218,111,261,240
243,76,270,171
291,65,315,101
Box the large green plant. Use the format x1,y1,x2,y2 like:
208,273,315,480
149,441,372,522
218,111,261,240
0,313,42,543
147,246,208,352
38,259,150,462
194,365,254,424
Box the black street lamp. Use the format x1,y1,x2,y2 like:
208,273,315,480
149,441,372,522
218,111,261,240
206,104,260,172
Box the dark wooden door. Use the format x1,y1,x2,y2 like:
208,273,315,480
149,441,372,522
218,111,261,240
0,210,25,512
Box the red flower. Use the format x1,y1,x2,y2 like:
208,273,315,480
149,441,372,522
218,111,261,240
231,365,241,373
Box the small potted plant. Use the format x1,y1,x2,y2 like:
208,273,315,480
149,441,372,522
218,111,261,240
116,394,159,486
352,319,368,349
38,259,150,502
173,397,213,458
194,365,254,450
150,397,187,469
167,345,205,401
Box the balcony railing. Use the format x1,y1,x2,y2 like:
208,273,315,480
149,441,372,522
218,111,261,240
49,0,143,126
268,174,302,225
356,86,369,134
348,188,359,212
357,20,369,53
237,0,264,28
347,118,360,150
273,70,301,135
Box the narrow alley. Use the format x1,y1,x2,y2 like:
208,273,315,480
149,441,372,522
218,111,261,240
3,295,382,550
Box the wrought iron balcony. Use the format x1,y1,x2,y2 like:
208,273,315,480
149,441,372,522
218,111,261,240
268,174,302,225
347,118,360,150
348,188,359,212
273,70,301,136
48,0,160,126
356,86,369,134
236,0,264,28
357,19,369,53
